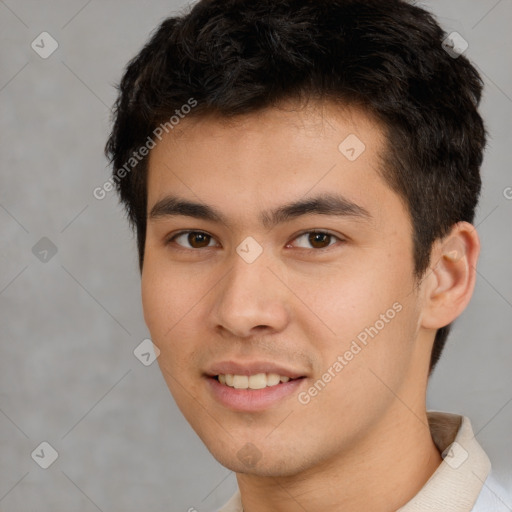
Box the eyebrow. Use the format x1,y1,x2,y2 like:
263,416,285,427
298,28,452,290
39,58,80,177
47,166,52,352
148,193,371,230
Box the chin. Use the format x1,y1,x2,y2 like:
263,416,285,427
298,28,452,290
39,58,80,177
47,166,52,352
207,443,310,477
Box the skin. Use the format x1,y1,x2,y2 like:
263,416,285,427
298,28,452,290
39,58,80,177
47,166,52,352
141,100,479,511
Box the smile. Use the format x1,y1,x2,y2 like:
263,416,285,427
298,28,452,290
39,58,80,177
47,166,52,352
216,373,299,389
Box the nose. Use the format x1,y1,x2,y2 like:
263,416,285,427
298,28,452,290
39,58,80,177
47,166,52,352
210,251,290,339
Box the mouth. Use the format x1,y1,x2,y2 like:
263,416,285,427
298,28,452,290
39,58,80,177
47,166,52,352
214,372,305,390
206,373,307,412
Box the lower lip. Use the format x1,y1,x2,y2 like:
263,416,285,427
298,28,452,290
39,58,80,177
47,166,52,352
205,376,306,412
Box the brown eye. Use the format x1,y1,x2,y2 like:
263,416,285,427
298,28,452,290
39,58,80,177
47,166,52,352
169,231,216,249
308,232,332,249
291,231,340,250
187,232,211,248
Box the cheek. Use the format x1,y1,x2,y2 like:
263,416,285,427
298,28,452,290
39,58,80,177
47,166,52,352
141,255,209,381
141,255,191,343
303,248,419,370
141,262,202,406
301,260,405,331
141,267,167,338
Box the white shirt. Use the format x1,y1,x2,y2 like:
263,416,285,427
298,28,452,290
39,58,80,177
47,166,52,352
216,410,511,512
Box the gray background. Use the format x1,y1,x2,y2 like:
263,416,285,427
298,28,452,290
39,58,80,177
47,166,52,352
0,0,511,511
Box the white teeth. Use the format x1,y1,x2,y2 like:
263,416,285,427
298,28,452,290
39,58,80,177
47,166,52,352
233,375,248,389
248,373,267,389
216,372,296,389
266,373,281,386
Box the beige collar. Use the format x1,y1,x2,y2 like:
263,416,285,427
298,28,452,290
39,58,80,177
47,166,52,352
398,411,491,511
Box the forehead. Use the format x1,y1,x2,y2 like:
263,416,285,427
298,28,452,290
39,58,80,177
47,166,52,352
145,101,403,230
150,100,387,157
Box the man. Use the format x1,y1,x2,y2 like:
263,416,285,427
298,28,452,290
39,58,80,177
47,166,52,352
105,0,510,510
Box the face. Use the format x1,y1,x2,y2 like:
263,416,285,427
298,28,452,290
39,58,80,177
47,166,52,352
142,102,432,477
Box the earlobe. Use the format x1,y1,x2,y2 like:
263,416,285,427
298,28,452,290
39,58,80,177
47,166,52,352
421,222,480,330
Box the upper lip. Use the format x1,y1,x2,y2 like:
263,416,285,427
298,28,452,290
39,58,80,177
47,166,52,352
205,361,307,379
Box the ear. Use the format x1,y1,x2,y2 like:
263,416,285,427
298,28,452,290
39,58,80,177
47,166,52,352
420,222,480,330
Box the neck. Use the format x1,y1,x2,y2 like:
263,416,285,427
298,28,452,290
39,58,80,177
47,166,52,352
236,404,443,512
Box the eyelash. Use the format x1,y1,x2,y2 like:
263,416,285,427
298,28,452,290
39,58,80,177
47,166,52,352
165,230,345,252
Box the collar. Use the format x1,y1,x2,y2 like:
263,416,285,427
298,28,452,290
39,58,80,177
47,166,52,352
218,411,491,512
